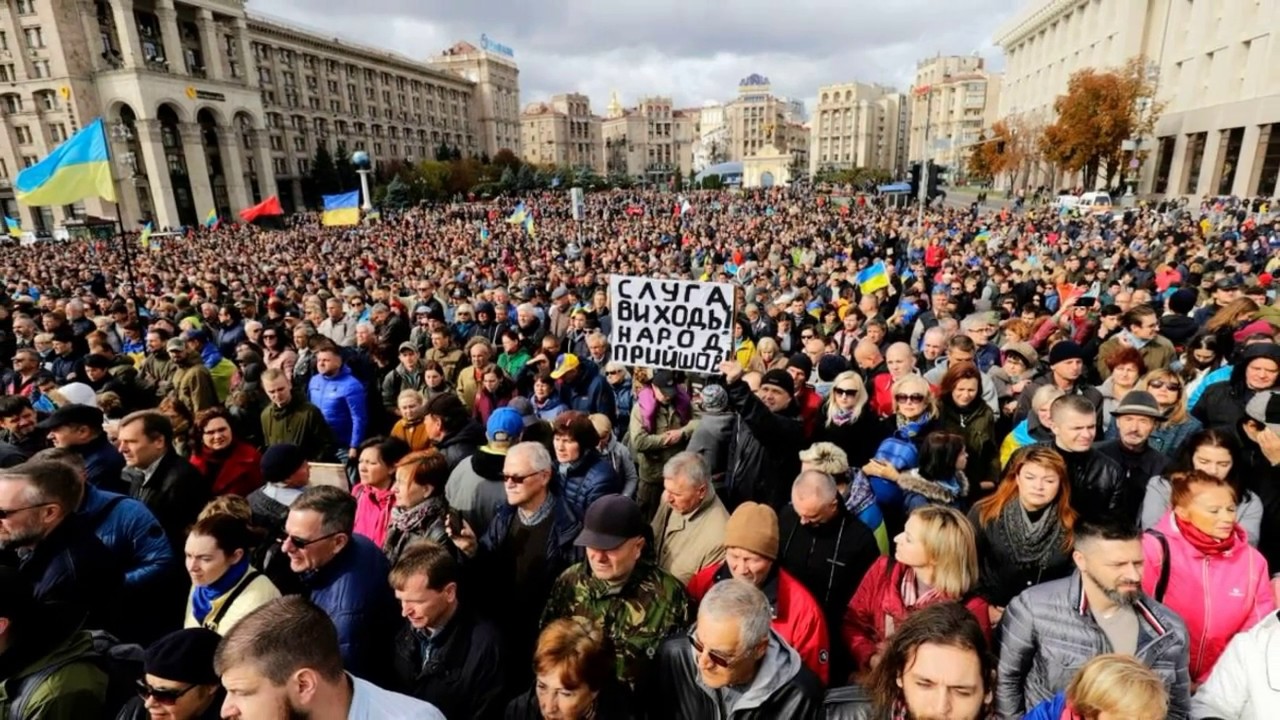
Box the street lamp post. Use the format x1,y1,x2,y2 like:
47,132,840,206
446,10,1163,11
108,120,138,299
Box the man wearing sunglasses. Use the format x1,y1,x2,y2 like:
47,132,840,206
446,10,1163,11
116,628,224,720
653,579,823,718
0,567,110,719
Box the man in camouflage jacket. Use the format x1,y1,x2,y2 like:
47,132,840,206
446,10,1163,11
541,495,691,691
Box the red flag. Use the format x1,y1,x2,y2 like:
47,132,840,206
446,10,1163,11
238,195,284,223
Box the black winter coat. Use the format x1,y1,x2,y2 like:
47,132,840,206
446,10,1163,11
814,404,881,470
724,379,805,510
1033,443,1126,525
4,513,123,633
1192,343,1280,430
391,609,505,720
125,451,212,552
968,505,1075,608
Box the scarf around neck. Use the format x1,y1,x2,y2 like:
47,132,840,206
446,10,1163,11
1174,513,1238,556
192,555,251,624
997,499,1069,568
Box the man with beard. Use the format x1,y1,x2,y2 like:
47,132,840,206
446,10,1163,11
215,596,444,720
1094,391,1169,524
995,521,1190,720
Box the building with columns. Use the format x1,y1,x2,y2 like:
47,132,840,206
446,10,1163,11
907,55,1000,173
601,95,693,185
0,1,515,232
428,40,520,159
810,82,909,176
519,93,603,173
994,0,1280,197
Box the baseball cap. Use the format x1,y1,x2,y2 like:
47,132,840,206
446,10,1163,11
486,407,524,443
165,337,185,353
575,495,647,551
1111,390,1166,420
36,403,104,431
398,341,418,354
650,369,677,398
550,353,580,380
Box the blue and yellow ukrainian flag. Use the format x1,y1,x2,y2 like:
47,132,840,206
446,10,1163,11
15,117,116,206
4,216,21,239
856,261,890,295
523,213,536,238
322,191,360,226
139,221,153,250
506,202,527,224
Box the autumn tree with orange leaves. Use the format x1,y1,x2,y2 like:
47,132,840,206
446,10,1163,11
1041,57,1162,190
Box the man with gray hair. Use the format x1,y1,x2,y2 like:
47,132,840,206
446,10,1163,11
650,451,730,583
653,578,823,718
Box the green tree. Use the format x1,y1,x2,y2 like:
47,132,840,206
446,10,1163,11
516,163,536,191
334,142,357,191
384,176,411,209
435,142,453,162
479,151,491,165
499,166,516,190
492,148,522,174
417,161,451,201
310,145,339,195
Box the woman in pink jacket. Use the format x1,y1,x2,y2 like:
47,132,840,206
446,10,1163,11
351,436,411,548
1141,469,1275,685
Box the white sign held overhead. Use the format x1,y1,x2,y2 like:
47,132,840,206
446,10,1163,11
608,275,735,374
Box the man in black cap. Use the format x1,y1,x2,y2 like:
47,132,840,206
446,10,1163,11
786,353,822,439
541,494,691,692
39,403,127,494
0,567,109,719
1193,275,1242,325
1015,340,1104,429
81,353,146,414
1095,390,1170,524
716,360,805,509
116,628,225,720
47,329,84,385
380,341,427,418
247,442,311,536
0,459,122,632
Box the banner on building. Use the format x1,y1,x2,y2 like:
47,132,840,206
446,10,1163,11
608,275,735,374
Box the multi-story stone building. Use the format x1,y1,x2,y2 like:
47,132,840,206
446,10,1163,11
519,93,603,173
907,55,1000,173
722,74,809,174
427,38,520,159
601,94,693,185
0,1,516,231
810,82,909,176
994,0,1280,197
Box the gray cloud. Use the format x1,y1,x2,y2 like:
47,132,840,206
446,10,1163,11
250,0,1016,115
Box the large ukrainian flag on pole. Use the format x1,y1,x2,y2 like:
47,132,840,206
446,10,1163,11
15,118,116,206
321,191,360,226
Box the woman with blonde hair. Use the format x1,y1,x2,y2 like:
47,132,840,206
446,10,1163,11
1000,384,1063,466
970,446,1076,625
1119,368,1201,454
841,505,990,670
505,618,634,719
390,388,433,452
1023,654,1167,720
748,335,787,373
815,370,879,469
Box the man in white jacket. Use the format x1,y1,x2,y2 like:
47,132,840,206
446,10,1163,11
1193,609,1280,719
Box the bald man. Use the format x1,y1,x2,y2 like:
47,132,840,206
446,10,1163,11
884,343,917,380
855,341,894,418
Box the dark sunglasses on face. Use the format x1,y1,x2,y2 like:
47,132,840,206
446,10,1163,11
282,530,342,549
895,393,927,404
1148,380,1182,392
688,628,737,668
136,680,197,705
502,470,541,484
833,387,858,397
0,502,54,520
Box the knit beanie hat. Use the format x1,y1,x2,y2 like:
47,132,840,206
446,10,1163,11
261,443,306,484
724,501,779,560
787,353,814,377
760,368,796,396
700,384,729,412
817,354,851,382
1168,288,1197,315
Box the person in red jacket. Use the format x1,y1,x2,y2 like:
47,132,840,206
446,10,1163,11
842,504,990,673
786,354,823,439
686,501,831,685
189,406,263,497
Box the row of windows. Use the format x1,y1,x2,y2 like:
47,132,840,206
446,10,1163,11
1,90,59,113
250,43,463,99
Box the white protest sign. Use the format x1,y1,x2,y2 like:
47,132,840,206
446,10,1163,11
608,274,735,373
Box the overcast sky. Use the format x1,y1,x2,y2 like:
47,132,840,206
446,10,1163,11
250,0,1021,116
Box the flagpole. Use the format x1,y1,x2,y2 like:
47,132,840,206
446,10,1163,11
105,120,138,304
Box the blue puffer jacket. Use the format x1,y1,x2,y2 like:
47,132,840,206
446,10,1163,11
554,448,623,519
77,483,174,592
1022,692,1067,720
308,365,368,448
302,534,396,681
559,360,616,417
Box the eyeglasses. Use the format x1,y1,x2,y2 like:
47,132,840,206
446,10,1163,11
800,333,815,340
136,680,197,705
1148,380,1182,392
263,333,277,339
894,393,928,404
687,628,741,668
350,301,364,308
282,531,342,549
502,470,542,484
833,387,858,397
0,502,54,520
606,370,623,376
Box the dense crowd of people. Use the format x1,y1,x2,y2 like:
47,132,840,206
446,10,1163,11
0,188,1279,718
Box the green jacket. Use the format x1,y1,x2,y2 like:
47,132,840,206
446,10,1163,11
173,362,218,413
541,559,691,691
0,630,108,719
260,396,336,461
627,401,692,488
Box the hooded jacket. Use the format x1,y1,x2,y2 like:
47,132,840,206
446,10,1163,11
1192,343,1280,429
437,420,486,471
687,563,831,685
307,365,368,449
0,621,108,719
652,630,823,719
445,445,509,537
1141,513,1275,684
559,358,616,417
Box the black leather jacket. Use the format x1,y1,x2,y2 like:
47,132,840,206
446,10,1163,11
390,608,505,720
652,631,823,719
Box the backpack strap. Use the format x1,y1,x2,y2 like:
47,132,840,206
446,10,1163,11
205,571,261,631
8,654,91,720
1145,529,1171,603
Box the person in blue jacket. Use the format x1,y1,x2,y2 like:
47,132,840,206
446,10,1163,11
307,342,368,473
282,485,396,683
550,353,616,418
